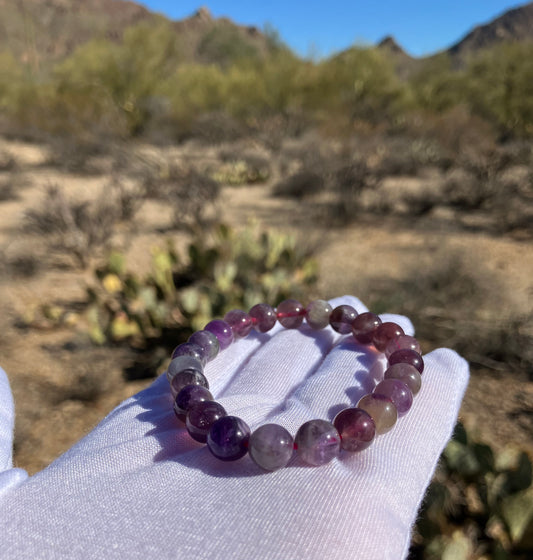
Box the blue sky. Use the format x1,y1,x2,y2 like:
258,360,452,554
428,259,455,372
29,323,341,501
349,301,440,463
139,1,527,57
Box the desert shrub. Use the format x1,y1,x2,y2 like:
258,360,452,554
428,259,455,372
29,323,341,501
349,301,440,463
23,183,142,268
272,170,325,199
84,222,318,376
410,422,533,559
140,163,220,228
368,252,533,376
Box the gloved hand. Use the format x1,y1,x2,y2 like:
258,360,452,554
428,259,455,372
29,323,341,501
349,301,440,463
0,296,469,559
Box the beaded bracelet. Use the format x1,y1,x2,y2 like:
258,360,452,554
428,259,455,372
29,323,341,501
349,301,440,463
165,299,424,471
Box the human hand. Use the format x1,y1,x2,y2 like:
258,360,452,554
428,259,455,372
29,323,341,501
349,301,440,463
0,296,469,559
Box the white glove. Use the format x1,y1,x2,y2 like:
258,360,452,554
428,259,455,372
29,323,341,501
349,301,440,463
0,296,469,559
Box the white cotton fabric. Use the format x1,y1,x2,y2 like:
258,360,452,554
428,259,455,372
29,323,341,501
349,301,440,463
0,296,469,559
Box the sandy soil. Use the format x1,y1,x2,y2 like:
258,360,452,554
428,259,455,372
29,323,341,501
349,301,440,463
0,137,532,474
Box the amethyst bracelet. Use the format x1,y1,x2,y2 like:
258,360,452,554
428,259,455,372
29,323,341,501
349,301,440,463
166,299,424,471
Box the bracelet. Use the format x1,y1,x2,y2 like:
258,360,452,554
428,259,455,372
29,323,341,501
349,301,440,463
166,299,424,471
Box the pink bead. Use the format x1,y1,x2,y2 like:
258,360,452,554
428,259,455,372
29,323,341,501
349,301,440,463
373,322,404,352
249,303,277,332
388,348,424,374
385,335,421,359
276,299,305,329
329,304,358,334
352,312,382,344
333,407,376,452
224,309,253,338
373,379,413,416
384,363,422,395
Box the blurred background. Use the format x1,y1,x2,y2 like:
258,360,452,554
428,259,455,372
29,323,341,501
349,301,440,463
0,1,532,557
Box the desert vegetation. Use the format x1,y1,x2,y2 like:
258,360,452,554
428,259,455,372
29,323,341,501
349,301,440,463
0,4,532,558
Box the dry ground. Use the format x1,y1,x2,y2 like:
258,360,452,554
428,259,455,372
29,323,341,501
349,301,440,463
0,137,532,474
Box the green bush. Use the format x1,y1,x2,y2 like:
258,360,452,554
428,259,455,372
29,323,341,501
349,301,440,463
411,423,533,559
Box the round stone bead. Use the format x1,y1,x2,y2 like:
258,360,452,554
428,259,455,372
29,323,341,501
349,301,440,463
373,322,405,352
329,304,358,334
357,394,398,434
171,342,206,366
373,379,413,417
223,309,253,338
249,424,294,471
294,419,340,466
166,355,203,383
384,363,422,395
276,299,305,329
388,348,424,374
174,384,214,422
170,368,209,399
385,335,421,359
207,416,251,461
305,299,333,330
204,319,234,350
249,303,277,333
186,400,227,443
351,312,382,344
333,408,376,452
188,330,220,362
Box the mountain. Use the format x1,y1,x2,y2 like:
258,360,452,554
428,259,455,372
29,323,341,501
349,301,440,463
0,1,273,69
448,1,533,63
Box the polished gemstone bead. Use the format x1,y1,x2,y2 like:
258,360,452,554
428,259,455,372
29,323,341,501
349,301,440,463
333,408,376,452
249,303,277,333
384,363,422,395
385,335,421,359
204,319,234,350
170,368,209,399
171,342,206,366
186,400,227,443
305,299,333,330
329,304,358,334
166,356,203,383
224,309,253,338
388,348,424,374
207,416,251,461
351,312,382,344
249,424,294,471
294,419,340,466
174,384,214,422
276,299,305,329
357,394,398,434
373,379,413,416
373,322,405,352
188,330,220,362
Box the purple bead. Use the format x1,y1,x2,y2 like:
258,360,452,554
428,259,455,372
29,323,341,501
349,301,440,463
276,299,305,329
294,419,340,466
373,322,405,352
204,319,234,350
385,335,421,359
388,348,424,374
249,424,294,471
170,368,209,399
384,363,422,395
249,303,277,333
224,309,253,338
329,304,358,334
166,356,203,383
207,416,251,461
174,384,214,422
188,330,220,362
351,312,382,344
373,379,413,416
305,299,333,330
333,408,376,452
186,400,227,443
171,342,206,365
